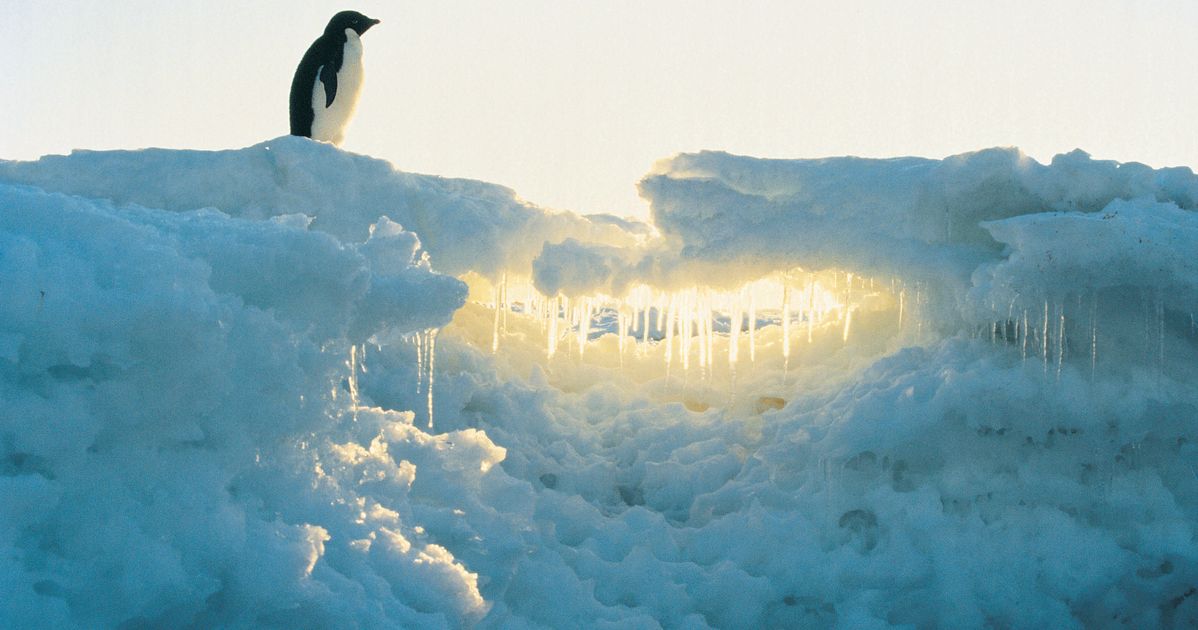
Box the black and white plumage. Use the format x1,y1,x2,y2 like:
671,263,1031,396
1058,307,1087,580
289,11,380,145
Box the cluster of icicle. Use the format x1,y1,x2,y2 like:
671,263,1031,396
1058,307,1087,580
344,274,1191,436
487,271,909,375
494,276,1187,388
981,291,1188,384
341,329,440,429
413,329,438,428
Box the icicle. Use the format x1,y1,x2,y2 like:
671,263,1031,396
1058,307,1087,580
688,292,698,373
348,345,360,414
699,297,709,376
618,307,627,362
782,285,791,368
681,293,692,373
748,292,757,363
699,298,704,378
696,296,708,372
916,285,924,340
576,298,591,357
642,292,652,345
845,273,854,313
1005,299,1016,345
796,295,805,349
665,295,676,374
729,300,742,366
698,294,707,375
501,272,509,332
807,282,815,343
547,296,559,360
842,307,854,343
631,291,641,337
415,332,424,394
1056,305,1066,382
1042,300,1050,375
426,329,437,430
657,292,667,332
697,298,706,376
1021,309,1029,362
491,281,502,354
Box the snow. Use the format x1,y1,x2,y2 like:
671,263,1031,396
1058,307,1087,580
535,148,1198,300
2,139,1198,628
974,198,1198,309
0,137,640,279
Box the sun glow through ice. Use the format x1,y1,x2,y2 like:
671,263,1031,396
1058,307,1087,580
459,269,900,382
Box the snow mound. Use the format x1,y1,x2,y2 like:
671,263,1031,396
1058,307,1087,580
0,177,482,626
0,136,640,278
3,140,1198,628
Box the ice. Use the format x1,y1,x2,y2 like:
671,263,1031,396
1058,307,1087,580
0,179,472,627
425,329,438,430
3,140,1198,627
0,137,642,280
532,149,1197,357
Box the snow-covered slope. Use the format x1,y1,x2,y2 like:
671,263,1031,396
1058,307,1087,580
2,140,1197,628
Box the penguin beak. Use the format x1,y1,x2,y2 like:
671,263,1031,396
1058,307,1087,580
362,18,380,33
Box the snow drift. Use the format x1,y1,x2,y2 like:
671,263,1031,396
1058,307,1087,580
2,140,1198,628
0,136,640,279
0,178,482,627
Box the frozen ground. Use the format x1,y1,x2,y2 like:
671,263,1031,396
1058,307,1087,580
1,138,1197,628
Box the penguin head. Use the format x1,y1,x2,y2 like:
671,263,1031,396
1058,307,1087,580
325,10,381,36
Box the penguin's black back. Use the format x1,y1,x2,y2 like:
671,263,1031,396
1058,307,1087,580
289,31,348,137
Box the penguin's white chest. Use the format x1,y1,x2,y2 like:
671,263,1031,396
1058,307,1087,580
311,29,365,146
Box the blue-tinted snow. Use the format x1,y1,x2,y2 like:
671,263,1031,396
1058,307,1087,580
1,140,1197,628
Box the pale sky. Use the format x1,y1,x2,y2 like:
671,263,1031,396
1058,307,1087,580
3,1,1196,218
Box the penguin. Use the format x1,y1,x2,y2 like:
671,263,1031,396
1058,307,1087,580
289,11,381,145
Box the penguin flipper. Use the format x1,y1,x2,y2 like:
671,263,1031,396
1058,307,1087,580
319,63,338,108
